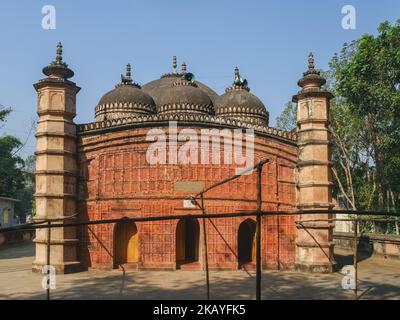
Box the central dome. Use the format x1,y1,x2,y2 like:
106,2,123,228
142,57,218,109
144,61,215,116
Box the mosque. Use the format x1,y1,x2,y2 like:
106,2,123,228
32,43,335,273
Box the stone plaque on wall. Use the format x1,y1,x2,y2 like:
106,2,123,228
173,181,204,193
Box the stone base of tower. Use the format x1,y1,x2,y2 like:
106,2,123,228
32,239,81,274
32,261,81,274
295,262,336,273
295,241,337,273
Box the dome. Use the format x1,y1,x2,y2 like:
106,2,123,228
95,64,156,121
141,57,219,107
215,67,269,126
144,62,214,115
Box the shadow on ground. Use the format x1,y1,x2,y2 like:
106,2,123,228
0,242,34,260
0,244,399,300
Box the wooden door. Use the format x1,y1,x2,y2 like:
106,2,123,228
126,223,138,263
116,222,138,265
176,220,186,261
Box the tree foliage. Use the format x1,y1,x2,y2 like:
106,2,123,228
276,20,400,212
276,101,297,132
0,135,25,197
334,20,400,210
0,107,36,222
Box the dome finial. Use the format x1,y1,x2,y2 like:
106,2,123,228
121,63,133,85
181,62,187,75
231,66,249,90
173,56,177,74
234,66,239,79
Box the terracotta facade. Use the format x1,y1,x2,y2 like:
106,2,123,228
77,127,297,270
33,45,335,274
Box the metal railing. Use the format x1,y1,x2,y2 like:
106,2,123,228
0,159,399,300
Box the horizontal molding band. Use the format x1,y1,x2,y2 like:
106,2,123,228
34,238,79,245
36,132,76,138
296,222,336,229
297,181,333,188
297,202,334,209
35,170,77,176
297,127,329,133
35,149,77,156
297,140,330,146
35,193,76,198
296,241,335,248
297,160,332,167
297,119,328,125
37,109,76,117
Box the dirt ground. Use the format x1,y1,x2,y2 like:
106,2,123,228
0,242,399,300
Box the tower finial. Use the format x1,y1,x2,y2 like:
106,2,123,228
56,42,63,64
173,56,177,74
42,42,74,79
308,52,315,71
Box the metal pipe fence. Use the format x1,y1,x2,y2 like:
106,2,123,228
0,159,399,300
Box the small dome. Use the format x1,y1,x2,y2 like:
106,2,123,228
215,67,269,126
95,64,156,121
152,63,214,115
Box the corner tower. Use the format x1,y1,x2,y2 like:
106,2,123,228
293,53,335,272
32,43,81,273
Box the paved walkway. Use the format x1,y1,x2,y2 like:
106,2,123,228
0,243,399,300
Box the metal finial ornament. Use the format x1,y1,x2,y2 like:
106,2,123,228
308,52,315,71
173,56,177,74
42,42,74,79
232,66,248,88
234,66,239,79
181,62,187,75
121,63,133,84
298,52,327,88
56,42,63,64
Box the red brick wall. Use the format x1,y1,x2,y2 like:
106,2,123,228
77,125,297,270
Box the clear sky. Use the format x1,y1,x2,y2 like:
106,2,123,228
0,0,399,159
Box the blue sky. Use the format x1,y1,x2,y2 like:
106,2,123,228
0,0,399,159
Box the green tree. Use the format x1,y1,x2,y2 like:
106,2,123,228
15,155,35,222
0,104,11,125
276,101,296,131
0,135,25,197
335,20,400,210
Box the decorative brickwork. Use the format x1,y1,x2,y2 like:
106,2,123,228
77,126,297,270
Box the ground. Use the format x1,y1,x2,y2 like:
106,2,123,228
0,243,399,300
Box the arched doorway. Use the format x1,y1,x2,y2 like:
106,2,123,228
238,219,256,267
176,218,200,268
114,221,139,267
